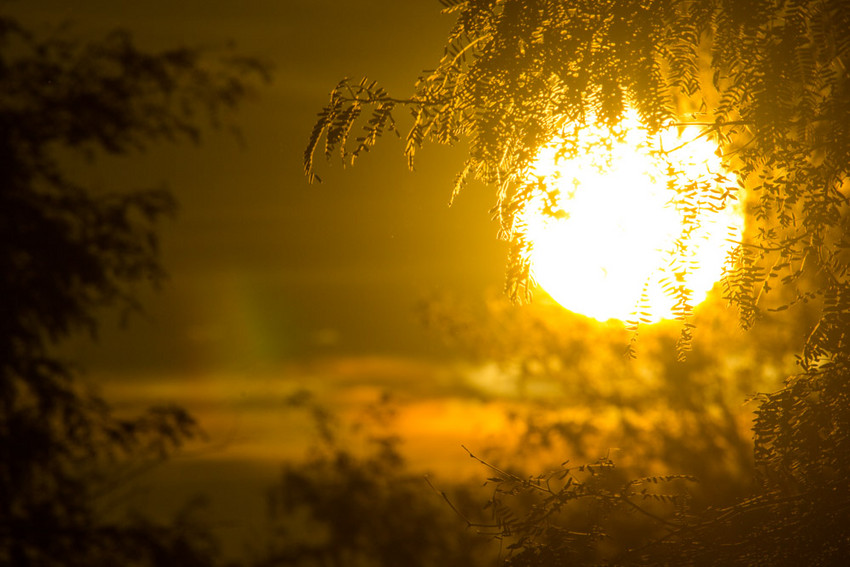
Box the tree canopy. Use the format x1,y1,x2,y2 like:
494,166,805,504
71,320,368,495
305,0,850,564
305,0,849,359
0,14,269,565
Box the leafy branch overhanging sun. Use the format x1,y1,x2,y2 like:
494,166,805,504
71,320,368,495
519,108,743,327
304,0,849,364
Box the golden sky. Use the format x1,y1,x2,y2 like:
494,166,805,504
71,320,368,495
9,0,508,374
5,2,519,555
7,3,815,561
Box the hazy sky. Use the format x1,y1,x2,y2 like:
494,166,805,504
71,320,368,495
9,0,509,375
3,2,524,550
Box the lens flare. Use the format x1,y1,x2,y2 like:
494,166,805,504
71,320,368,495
521,110,744,323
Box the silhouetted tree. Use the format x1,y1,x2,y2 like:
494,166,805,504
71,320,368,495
252,390,496,567
0,14,269,566
306,0,850,564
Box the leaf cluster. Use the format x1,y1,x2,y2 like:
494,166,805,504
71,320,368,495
462,447,696,566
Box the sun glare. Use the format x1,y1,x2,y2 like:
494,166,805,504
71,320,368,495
521,110,744,323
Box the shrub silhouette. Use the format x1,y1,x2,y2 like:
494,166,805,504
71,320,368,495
252,391,496,567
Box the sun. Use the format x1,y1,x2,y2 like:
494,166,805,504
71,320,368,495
520,109,744,324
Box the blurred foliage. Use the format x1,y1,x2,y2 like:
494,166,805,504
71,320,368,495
0,12,269,566
249,390,498,567
420,291,799,504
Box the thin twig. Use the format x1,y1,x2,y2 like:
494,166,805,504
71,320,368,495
424,474,500,532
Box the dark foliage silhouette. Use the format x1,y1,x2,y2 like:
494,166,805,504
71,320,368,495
0,14,269,566
251,391,497,567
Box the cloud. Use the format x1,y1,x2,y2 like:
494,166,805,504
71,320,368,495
93,354,522,472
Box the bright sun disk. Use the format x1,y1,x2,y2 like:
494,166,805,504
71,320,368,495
521,109,744,323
